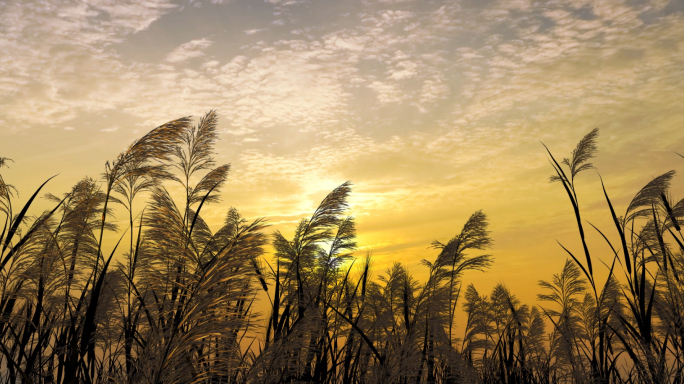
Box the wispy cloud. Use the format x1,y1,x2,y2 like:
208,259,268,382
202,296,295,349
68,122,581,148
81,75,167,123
225,127,256,135
165,38,213,63
244,28,268,35
0,0,175,125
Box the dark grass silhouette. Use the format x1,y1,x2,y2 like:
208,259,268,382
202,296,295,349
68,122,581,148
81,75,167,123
1,112,683,383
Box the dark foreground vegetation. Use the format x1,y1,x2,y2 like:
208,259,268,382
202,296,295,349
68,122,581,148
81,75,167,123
1,112,683,383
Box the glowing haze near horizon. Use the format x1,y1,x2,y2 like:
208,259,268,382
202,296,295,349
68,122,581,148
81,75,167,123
2,0,684,303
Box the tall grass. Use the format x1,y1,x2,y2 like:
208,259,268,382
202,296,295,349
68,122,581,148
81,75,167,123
1,113,683,383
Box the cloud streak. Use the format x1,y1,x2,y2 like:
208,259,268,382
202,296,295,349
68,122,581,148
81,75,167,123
165,39,213,63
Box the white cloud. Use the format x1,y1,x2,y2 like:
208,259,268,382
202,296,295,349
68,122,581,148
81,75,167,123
165,39,213,63
388,60,418,80
100,126,120,132
369,81,403,104
0,0,175,125
202,60,220,69
2,0,683,180
244,28,268,35
63,126,75,131
225,127,256,135
418,76,449,110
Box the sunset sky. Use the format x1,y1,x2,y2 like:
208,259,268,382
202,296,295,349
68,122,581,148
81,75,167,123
2,0,684,304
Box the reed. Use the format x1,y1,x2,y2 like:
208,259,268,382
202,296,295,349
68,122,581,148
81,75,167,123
1,113,683,383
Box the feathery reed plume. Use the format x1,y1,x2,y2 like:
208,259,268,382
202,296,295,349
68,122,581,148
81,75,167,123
561,127,599,183
544,128,599,285
626,170,676,224
431,210,493,347
538,259,588,382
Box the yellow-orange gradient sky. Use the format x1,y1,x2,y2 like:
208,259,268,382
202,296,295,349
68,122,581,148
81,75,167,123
2,0,684,306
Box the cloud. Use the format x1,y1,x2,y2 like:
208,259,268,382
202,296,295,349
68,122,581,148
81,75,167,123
418,76,449,110
63,126,75,131
2,0,682,142
202,60,220,69
100,126,120,132
122,42,358,130
165,39,213,63
244,28,268,35
225,127,256,135
369,81,404,104
388,60,418,80
0,0,175,125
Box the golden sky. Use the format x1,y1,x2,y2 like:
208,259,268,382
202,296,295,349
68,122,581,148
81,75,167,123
2,0,684,305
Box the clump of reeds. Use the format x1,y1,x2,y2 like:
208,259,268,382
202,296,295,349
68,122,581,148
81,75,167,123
541,128,684,383
2,113,683,384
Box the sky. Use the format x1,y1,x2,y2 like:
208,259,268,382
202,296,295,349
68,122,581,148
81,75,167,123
1,0,684,305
